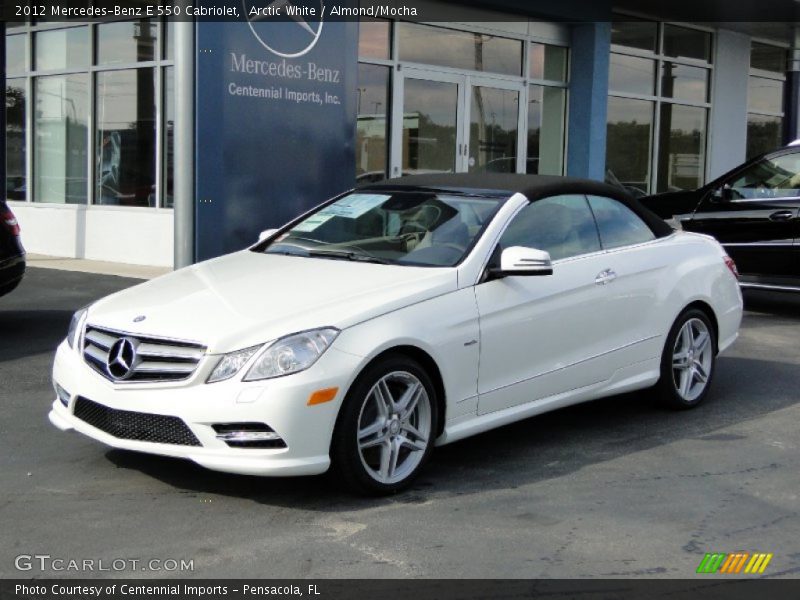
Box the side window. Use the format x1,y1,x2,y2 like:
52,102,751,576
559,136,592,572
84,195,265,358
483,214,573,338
499,195,601,261
727,152,800,199
587,195,656,250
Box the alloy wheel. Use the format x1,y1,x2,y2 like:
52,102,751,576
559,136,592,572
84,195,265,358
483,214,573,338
671,317,713,402
356,371,432,485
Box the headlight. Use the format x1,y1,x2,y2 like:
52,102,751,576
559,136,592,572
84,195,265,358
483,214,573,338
207,346,260,384
66,307,88,349
244,328,339,381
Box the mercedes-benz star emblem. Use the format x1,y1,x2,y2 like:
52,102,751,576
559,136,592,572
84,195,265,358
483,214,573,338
133,315,146,323
106,337,139,381
244,0,324,58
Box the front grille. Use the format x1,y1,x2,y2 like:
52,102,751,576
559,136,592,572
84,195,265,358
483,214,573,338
73,397,201,446
82,325,206,383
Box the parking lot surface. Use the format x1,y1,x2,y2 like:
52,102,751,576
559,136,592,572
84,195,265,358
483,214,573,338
1,267,798,578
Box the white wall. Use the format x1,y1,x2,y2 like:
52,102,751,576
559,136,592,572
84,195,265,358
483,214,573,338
707,29,751,181
7,203,174,268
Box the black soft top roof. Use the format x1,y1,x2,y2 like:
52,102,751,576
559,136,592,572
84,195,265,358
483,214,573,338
361,173,674,238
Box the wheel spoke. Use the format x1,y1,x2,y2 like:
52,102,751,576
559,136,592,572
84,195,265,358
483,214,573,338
359,419,383,440
679,368,693,397
378,440,392,478
693,331,710,355
672,350,690,369
401,420,425,440
373,381,393,417
400,434,427,452
679,323,693,352
694,362,708,383
398,382,422,419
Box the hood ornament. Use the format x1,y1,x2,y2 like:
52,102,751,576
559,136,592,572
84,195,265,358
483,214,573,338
133,315,146,323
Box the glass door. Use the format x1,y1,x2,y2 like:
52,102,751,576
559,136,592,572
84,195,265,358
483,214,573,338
391,69,525,176
394,69,465,176
466,79,523,174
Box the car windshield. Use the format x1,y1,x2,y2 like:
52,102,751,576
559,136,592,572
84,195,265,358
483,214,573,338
260,190,506,267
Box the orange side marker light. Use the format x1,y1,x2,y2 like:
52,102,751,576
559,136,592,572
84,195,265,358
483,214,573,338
308,387,339,406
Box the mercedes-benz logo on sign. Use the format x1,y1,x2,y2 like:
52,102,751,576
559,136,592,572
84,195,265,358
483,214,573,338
106,337,139,381
244,0,324,58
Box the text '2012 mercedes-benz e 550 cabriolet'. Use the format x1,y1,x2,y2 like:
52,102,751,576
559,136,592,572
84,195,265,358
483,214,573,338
49,174,743,495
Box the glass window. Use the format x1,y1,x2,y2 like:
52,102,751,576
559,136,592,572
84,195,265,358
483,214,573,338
746,114,783,159
748,76,784,114
35,27,88,71
262,191,505,267
527,85,566,176
6,35,26,75
529,43,567,82
661,62,709,103
97,20,158,65
34,74,89,204
358,19,390,60
609,54,655,95
606,96,653,195
402,78,458,174
751,42,787,74
611,20,657,53
656,103,707,192
6,79,27,201
587,195,655,249
663,25,712,63
398,23,522,76
163,67,174,208
499,195,601,261
356,63,390,183
95,69,157,207
727,152,800,199
469,86,519,174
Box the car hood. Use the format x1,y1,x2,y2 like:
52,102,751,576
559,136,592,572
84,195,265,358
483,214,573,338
86,251,458,353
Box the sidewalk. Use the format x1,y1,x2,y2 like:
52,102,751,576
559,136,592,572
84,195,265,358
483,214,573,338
26,254,172,280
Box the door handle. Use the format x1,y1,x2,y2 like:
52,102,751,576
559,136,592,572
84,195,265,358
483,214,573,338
595,269,617,285
769,210,794,221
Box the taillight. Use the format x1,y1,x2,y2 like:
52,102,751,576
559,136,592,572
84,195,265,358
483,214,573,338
1,207,21,236
724,255,738,279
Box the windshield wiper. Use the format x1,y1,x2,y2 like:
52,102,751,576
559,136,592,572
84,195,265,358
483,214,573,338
306,249,392,265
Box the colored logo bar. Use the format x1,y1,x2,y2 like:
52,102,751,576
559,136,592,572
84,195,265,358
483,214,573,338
696,552,773,574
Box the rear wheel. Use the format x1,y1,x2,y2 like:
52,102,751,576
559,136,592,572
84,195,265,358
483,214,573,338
330,355,437,495
656,308,716,409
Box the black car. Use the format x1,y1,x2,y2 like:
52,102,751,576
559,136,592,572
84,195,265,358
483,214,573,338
0,199,25,298
640,146,800,292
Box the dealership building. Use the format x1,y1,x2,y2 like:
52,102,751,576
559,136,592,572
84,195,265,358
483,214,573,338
3,1,800,267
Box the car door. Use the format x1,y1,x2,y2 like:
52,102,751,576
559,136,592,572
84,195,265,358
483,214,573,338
474,194,617,416
683,151,800,282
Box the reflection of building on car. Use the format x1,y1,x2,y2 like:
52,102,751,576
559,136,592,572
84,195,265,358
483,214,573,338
641,145,800,292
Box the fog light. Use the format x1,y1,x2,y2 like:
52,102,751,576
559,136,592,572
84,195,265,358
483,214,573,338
55,383,70,407
212,423,286,448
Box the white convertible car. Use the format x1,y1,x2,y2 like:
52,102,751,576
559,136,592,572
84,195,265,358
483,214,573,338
49,174,742,494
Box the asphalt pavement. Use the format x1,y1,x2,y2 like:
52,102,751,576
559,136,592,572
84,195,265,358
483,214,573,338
1,267,798,579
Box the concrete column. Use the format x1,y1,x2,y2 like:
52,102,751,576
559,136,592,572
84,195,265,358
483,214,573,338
707,29,750,180
173,22,195,269
783,26,800,145
566,22,610,181
1,23,6,193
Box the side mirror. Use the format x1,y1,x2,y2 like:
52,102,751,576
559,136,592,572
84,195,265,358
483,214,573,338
712,184,733,202
489,246,553,278
258,228,279,242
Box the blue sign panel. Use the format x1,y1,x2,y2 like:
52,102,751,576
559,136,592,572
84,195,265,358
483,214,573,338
194,13,357,261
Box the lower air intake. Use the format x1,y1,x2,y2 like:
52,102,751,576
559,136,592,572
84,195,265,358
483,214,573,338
73,397,201,447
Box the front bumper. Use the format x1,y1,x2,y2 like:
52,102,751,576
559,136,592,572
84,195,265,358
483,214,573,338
49,339,364,477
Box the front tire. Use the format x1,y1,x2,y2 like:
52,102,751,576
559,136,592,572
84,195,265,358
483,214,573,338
330,355,438,495
656,308,717,410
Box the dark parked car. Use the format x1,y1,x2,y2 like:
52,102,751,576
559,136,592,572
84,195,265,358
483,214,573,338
0,199,25,298
640,146,800,292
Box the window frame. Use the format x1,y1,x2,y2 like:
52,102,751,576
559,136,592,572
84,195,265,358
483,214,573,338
4,19,175,210
585,194,658,251
608,15,714,194
746,39,789,159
